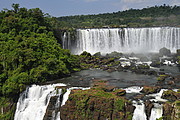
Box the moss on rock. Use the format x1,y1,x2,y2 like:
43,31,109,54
141,86,161,94
60,80,134,120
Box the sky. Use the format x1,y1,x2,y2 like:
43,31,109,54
0,0,180,17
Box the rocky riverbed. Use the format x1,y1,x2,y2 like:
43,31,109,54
13,48,180,120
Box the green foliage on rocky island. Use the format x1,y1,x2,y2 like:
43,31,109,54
57,4,180,28
60,80,134,120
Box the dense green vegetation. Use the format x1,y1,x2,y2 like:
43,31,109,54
0,4,81,119
57,4,180,28
0,4,80,98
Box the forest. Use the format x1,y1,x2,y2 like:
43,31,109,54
57,4,180,28
0,4,80,99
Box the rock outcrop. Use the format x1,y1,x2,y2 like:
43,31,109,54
159,47,171,56
60,80,134,120
141,86,161,94
163,100,180,120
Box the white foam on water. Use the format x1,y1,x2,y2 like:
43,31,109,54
124,86,143,93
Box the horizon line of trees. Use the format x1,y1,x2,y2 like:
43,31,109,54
57,4,180,29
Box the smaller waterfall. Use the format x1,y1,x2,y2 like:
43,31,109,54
51,89,62,120
147,89,168,102
132,101,147,120
149,103,163,120
14,83,66,120
61,89,71,106
15,84,90,120
126,86,169,120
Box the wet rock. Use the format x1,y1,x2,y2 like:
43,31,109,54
150,60,161,67
139,56,149,62
101,58,115,65
162,90,180,102
134,94,145,100
173,75,180,83
157,74,169,82
106,51,123,58
43,96,59,120
80,51,92,57
167,80,175,85
159,68,165,71
151,54,161,61
55,86,69,89
163,101,180,120
159,47,171,56
177,49,180,56
113,89,126,96
146,70,157,76
137,64,150,69
123,65,131,69
141,86,161,94
93,52,101,57
106,68,116,73
144,100,154,119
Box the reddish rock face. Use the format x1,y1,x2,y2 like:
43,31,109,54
163,101,180,120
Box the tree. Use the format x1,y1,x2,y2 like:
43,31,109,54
12,3,19,13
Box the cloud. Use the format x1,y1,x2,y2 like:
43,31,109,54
170,0,180,6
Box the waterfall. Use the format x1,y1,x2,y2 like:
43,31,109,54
63,27,180,54
149,103,163,120
14,84,90,120
126,86,166,120
14,83,66,120
132,101,147,120
15,83,173,120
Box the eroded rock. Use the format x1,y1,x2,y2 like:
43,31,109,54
141,86,161,94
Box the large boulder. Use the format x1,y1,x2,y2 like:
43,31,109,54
162,90,180,102
150,60,161,67
177,49,180,56
159,47,171,56
106,51,123,58
93,52,101,57
80,51,92,57
140,86,161,94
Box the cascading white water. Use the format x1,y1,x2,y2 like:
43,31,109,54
14,84,90,120
125,86,169,120
63,27,180,54
149,103,163,120
14,83,66,120
15,82,174,120
132,101,147,120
